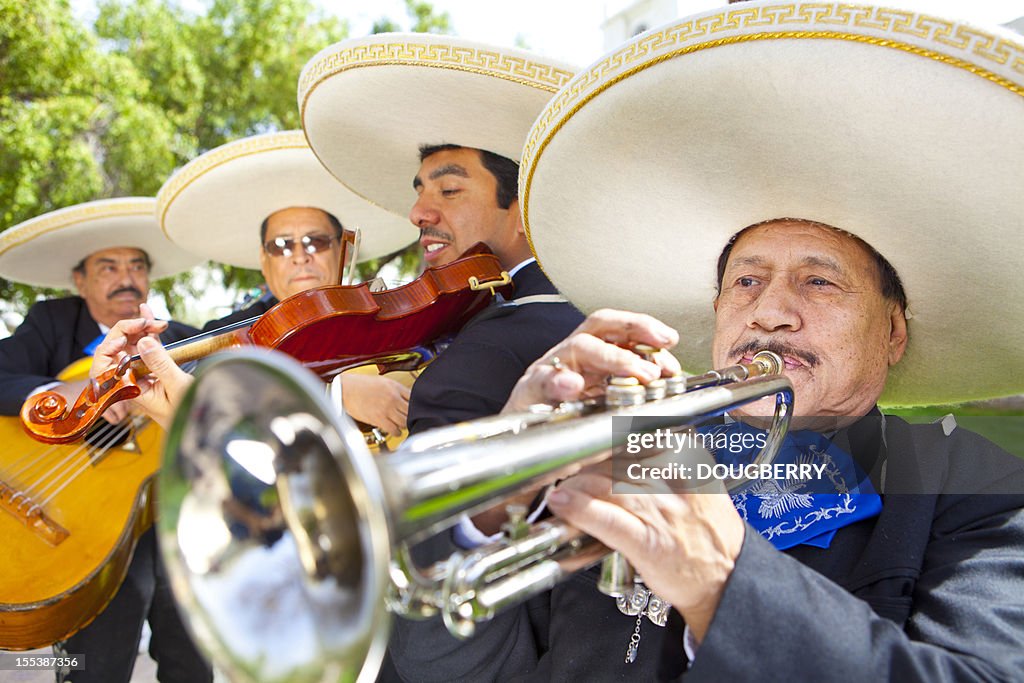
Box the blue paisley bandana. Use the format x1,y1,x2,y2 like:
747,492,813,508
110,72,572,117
706,423,882,550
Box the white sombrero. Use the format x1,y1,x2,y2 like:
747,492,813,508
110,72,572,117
0,197,202,288
299,33,577,216
156,131,417,269
521,1,1024,406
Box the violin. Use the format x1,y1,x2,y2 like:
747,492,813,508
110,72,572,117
21,243,513,444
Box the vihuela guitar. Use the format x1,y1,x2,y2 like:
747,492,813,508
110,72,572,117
0,357,163,650
0,361,416,651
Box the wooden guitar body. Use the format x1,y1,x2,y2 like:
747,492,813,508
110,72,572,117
0,358,161,650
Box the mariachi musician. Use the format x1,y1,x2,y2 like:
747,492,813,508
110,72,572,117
156,130,419,437
299,33,586,438
0,198,210,682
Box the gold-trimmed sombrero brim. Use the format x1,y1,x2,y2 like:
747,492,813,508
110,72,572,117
157,131,418,270
300,33,577,216
521,1,1024,406
0,198,202,289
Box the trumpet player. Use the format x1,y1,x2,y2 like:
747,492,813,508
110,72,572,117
386,3,1024,681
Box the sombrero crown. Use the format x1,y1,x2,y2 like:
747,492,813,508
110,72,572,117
300,33,577,216
521,1,1024,406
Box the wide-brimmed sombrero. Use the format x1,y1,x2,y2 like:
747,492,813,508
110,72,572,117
156,131,417,269
0,197,202,289
521,1,1024,406
299,33,577,216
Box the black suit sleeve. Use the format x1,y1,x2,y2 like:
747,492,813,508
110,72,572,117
688,430,1024,682
0,302,65,415
407,340,534,435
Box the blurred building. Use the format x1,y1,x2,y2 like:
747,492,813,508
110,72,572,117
603,1,1024,48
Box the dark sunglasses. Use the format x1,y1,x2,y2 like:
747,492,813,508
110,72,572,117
263,233,337,258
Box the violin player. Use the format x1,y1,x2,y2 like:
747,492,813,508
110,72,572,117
0,198,210,682
156,130,418,437
299,34,586,437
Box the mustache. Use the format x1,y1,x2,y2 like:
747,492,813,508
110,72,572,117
419,227,452,242
108,287,143,300
730,339,819,367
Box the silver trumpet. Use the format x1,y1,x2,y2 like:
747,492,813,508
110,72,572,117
157,347,793,683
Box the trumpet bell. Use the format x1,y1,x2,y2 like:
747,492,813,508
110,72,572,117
158,348,389,683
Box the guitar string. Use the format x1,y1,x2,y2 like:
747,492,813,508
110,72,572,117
10,419,122,493
12,418,136,507
35,417,143,507
5,418,121,482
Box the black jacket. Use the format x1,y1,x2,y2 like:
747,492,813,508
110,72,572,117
0,296,197,415
386,414,1024,682
407,261,584,434
201,295,277,333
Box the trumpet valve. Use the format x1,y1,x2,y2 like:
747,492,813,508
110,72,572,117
644,378,667,402
500,503,531,541
597,551,635,598
665,374,687,396
606,377,646,407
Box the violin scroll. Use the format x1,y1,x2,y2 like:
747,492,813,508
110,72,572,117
21,360,142,445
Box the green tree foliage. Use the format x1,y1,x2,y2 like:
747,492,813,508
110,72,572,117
2,0,450,318
0,0,179,306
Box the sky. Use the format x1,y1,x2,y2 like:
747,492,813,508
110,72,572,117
313,1,1024,67
69,1,1024,69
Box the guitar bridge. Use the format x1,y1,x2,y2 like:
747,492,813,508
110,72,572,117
0,480,69,546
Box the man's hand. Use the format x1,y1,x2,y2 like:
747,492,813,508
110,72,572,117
90,303,192,429
502,309,740,643
341,373,411,437
546,457,743,643
504,309,682,412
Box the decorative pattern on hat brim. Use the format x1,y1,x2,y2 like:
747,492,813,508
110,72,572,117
157,131,417,270
520,1,1024,406
0,198,202,289
300,33,576,217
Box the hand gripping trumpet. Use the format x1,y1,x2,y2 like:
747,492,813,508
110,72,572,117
157,347,793,682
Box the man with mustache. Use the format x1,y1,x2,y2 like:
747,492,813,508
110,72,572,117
0,198,211,682
378,5,1024,680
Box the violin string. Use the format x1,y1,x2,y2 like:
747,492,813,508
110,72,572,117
30,418,135,504
38,414,149,507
